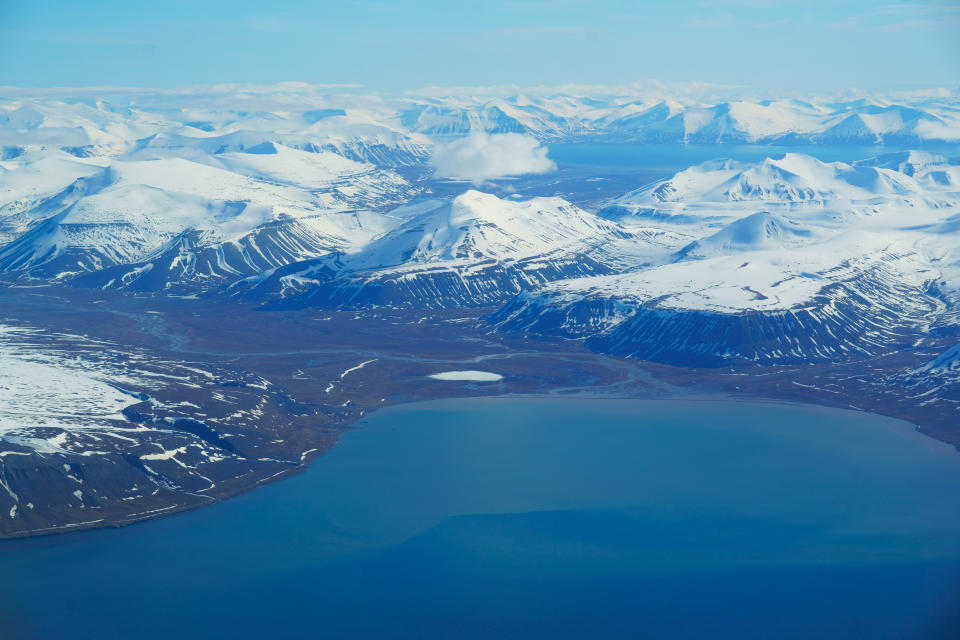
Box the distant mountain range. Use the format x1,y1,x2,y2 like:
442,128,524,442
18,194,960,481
405,97,960,145
1,86,958,372
2,86,959,160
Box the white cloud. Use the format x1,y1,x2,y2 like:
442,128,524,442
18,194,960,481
914,120,960,141
430,132,556,184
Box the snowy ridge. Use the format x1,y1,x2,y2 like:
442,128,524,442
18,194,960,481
676,211,816,259
0,146,416,284
73,211,398,293
352,190,627,268
601,153,955,224
1,85,958,165
494,249,944,365
922,343,960,374
241,190,676,308
493,152,960,366
398,93,960,143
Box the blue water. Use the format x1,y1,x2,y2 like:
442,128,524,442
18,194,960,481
548,143,960,171
2,398,960,639
424,143,960,209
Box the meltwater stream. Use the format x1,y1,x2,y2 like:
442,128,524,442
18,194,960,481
2,398,960,639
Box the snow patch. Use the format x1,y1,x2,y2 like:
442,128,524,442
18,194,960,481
428,370,504,382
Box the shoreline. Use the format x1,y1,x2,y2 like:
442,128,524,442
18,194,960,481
2,282,959,542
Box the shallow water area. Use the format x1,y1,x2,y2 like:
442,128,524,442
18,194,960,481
2,397,960,639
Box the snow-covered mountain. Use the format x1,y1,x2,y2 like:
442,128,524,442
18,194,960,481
2,86,958,163
395,92,960,144
1,84,958,361
675,211,818,259
71,211,401,293
494,152,960,366
600,152,952,224
0,146,417,287
854,150,960,187
352,190,628,267
493,246,944,365
239,190,677,308
0,150,110,244
436,96,960,144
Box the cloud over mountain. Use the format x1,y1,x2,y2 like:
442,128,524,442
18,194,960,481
430,132,556,183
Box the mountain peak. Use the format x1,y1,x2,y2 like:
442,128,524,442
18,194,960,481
602,151,942,219
678,211,814,259
350,190,615,270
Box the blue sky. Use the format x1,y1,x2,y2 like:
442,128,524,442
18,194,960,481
1,0,957,91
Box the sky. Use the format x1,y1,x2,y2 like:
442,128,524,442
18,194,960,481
0,0,958,93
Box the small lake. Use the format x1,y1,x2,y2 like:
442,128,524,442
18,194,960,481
2,398,960,639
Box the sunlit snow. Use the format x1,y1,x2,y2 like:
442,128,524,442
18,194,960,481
0,325,145,445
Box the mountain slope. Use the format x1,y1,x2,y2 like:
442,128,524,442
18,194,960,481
0,151,416,286
494,152,960,366
601,153,943,224
493,247,945,366
239,190,678,308
676,211,816,259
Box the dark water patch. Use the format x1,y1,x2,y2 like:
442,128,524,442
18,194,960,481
548,143,960,170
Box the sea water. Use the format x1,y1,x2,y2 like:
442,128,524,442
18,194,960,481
1,398,959,639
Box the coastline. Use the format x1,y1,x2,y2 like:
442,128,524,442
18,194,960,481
3,386,957,543
2,281,959,541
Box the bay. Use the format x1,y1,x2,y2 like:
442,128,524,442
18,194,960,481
2,398,959,639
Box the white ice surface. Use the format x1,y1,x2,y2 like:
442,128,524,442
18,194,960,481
428,370,504,381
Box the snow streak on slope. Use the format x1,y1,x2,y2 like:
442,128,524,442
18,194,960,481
902,340,960,390
922,343,960,374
